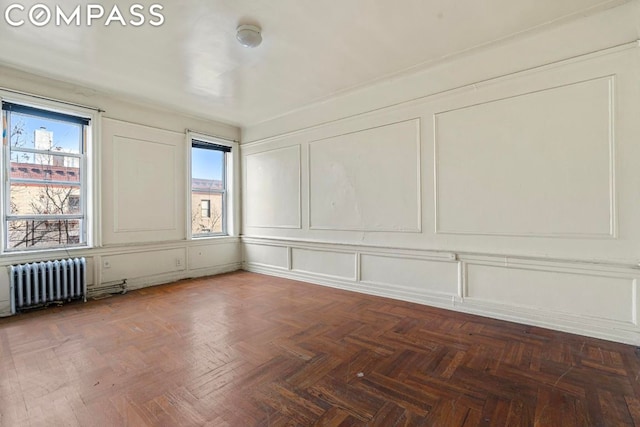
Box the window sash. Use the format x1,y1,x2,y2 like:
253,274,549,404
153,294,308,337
8,214,84,221
192,189,225,195
9,146,83,158
11,178,81,186
3,103,89,251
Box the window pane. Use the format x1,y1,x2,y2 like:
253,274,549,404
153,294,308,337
191,147,223,182
8,112,82,154
192,194,223,235
10,184,81,215
6,219,83,250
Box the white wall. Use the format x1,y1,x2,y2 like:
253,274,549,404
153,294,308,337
241,3,640,345
0,66,242,316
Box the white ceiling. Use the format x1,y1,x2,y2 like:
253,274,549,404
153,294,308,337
0,0,627,126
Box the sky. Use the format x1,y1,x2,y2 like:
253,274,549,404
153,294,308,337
10,113,81,154
192,147,223,181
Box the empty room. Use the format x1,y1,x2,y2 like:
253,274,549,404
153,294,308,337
1,0,639,425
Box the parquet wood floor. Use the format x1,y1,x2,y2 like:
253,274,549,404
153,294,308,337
0,271,639,426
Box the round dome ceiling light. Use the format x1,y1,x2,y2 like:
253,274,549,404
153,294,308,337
236,24,262,48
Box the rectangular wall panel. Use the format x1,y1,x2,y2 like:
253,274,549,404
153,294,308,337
309,119,421,232
243,244,289,269
188,243,241,270
102,249,185,283
466,264,634,323
435,77,614,237
361,254,458,296
113,136,177,232
291,248,355,279
102,119,185,245
245,146,301,228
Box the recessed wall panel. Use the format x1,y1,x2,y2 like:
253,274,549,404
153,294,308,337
188,243,241,270
114,136,177,232
243,244,288,269
102,248,185,283
245,146,301,228
102,119,185,245
466,264,634,323
309,119,421,232
435,77,613,237
360,254,458,296
291,248,355,279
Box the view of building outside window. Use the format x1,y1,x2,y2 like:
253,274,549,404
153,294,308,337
3,107,86,250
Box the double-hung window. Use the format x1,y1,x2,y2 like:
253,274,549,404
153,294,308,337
2,100,91,251
190,138,231,237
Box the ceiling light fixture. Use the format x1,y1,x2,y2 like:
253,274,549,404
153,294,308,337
236,24,262,48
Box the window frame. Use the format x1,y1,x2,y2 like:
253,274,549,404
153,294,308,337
0,92,98,254
187,132,237,240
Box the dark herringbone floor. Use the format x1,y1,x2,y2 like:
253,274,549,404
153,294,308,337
0,271,638,426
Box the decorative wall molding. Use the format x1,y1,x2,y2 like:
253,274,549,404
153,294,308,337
113,135,178,233
243,242,289,270
433,75,616,238
241,235,638,269
307,118,422,232
464,263,636,325
102,119,186,245
244,145,302,229
291,247,356,280
359,253,458,297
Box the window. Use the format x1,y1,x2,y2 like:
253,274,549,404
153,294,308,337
201,199,211,218
68,195,81,213
2,100,91,251
190,138,231,237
